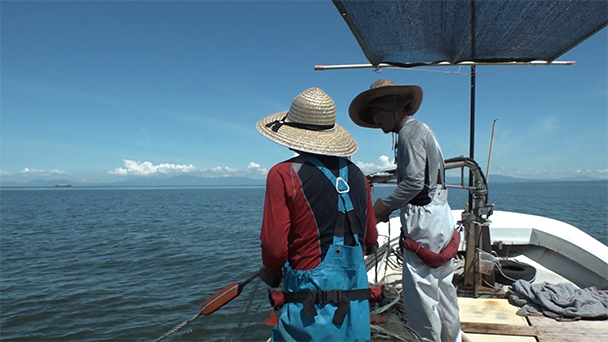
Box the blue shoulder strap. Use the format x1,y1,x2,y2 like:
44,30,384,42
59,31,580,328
301,154,363,246
301,155,353,213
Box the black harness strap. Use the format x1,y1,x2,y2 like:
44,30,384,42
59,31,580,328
283,288,371,325
302,154,363,243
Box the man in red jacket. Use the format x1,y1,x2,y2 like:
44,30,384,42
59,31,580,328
256,87,378,341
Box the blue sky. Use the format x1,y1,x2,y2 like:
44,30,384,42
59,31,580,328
2,1,607,184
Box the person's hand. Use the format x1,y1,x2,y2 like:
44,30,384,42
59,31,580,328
373,198,392,222
365,242,379,255
259,266,282,288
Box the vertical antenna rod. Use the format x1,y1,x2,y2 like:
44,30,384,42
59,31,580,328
486,119,498,182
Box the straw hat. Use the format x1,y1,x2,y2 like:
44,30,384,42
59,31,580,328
349,79,423,128
256,87,357,157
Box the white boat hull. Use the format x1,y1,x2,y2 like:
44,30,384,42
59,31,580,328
369,210,608,289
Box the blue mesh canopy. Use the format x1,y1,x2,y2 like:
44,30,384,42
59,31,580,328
333,0,607,66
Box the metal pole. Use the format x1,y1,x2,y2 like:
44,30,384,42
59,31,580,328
313,60,574,70
486,119,498,182
469,66,476,183
470,0,478,298
468,0,477,212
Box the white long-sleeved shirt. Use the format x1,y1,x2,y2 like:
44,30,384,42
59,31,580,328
383,116,445,211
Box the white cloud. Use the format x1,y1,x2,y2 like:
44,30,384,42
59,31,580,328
108,159,268,178
109,159,197,176
247,162,267,174
208,166,238,175
199,162,267,177
21,167,44,174
487,166,608,180
355,155,395,174
19,167,70,177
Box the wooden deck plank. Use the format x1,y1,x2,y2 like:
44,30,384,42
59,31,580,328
462,333,536,342
458,297,608,342
528,315,608,331
527,315,608,342
537,333,608,342
458,298,528,326
461,318,608,342
460,322,537,336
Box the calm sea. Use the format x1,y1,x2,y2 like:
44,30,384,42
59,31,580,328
1,181,606,341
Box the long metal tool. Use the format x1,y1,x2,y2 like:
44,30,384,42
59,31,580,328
486,119,498,183
154,271,259,342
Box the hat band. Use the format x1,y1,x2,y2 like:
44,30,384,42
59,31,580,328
367,95,412,112
266,115,335,133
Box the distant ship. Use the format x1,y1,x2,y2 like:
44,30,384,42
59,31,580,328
55,184,72,187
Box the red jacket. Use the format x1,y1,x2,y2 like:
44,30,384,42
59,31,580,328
260,155,378,273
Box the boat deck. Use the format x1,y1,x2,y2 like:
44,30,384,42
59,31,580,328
459,253,608,342
369,215,608,342
460,297,608,342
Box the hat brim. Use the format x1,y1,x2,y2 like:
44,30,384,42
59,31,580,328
256,111,358,157
349,85,423,128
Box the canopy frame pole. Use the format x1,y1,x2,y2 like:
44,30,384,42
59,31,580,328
313,60,574,70
469,0,477,208
465,0,479,297
469,66,476,198
462,1,497,297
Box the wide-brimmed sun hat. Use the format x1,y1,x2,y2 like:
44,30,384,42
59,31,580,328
349,79,423,128
256,87,357,157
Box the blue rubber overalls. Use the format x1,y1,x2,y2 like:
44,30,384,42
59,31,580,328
271,156,371,342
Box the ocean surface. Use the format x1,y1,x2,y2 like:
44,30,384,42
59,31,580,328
1,181,606,341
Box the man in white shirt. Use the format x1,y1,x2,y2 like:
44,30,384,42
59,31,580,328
349,79,462,342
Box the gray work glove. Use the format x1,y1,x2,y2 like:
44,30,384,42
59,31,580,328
373,198,392,223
